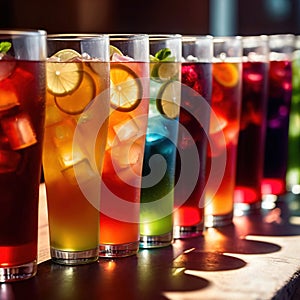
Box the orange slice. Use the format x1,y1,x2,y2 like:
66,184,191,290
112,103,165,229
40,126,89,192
110,63,142,112
54,71,96,115
156,80,181,119
213,62,239,87
46,49,83,96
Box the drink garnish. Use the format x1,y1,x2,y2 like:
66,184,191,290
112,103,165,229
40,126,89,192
150,48,178,81
156,80,180,119
213,63,239,87
0,42,11,54
46,49,83,96
151,48,180,119
110,63,142,112
110,45,123,60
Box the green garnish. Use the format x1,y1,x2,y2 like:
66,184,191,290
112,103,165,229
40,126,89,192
0,42,12,54
150,48,174,62
155,48,171,61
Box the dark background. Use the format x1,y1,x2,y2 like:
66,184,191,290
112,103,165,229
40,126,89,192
1,0,300,36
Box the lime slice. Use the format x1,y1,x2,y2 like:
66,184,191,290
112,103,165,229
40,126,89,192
110,63,142,112
151,62,178,82
213,63,239,88
110,45,123,60
156,81,181,119
54,71,96,115
46,49,83,96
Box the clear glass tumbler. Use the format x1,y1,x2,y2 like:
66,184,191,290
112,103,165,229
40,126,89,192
99,34,150,257
140,34,182,248
0,29,47,281
43,34,110,265
205,36,243,227
173,35,213,238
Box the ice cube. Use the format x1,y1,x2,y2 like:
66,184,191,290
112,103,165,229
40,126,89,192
1,112,37,150
111,141,141,170
146,116,169,142
0,55,16,81
61,158,98,185
0,81,20,112
58,141,85,169
113,116,139,143
0,149,21,173
45,105,63,127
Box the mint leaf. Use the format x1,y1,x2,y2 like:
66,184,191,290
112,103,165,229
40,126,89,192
0,42,12,54
155,48,171,61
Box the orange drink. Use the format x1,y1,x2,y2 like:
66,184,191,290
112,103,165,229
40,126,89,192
99,35,149,257
43,34,110,265
205,36,242,227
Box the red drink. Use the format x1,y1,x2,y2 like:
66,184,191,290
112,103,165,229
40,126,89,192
0,54,46,280
205,61,242,227
235,61,268,208
174,62,212,237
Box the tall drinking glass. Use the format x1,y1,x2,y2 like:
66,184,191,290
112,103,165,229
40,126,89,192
234,35,269,212
286,35,300,194
262,34,294,198
0,30,47,282
140,34,182,248
173,35,213,238
43,34,110,265
99,34,149,257
205,36,242,227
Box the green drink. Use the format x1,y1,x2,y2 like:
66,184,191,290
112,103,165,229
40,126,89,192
140,35,182,248
287,39,300,194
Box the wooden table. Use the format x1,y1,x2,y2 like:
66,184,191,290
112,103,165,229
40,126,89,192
3,184,300,300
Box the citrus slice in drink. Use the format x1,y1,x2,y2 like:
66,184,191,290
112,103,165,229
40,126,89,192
156,80,181,119
110,45,123,59
151,62,178,82
54,71,96,115
110,63,142,112
46,49,83,96
213,62,239,87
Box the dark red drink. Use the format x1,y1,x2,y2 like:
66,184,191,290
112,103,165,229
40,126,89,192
235,61,268,207
174,62,212,237
0,60,45,277
262,60,292,196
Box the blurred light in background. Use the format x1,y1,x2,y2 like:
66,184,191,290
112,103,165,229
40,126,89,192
210,0,238,36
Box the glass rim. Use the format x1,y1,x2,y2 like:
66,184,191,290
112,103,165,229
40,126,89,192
108,33,149,40
182,35,213,41
148,34,182,41
47,33,109,41
0,29,47,37
213,35,242,42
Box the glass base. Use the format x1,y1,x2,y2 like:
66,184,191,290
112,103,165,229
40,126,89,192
234,201,262,216
140,231,173,249
99,241,139,258
50,247,98,265
205,211,233,228
0,260,37,282
173,222,204,239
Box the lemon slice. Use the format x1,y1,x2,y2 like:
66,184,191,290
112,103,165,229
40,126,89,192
54,71,96,115
110,45,123,60
110,63,142,112
151,62,178,82
156,81,181,119
213,63,239,87
47,49,83,96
